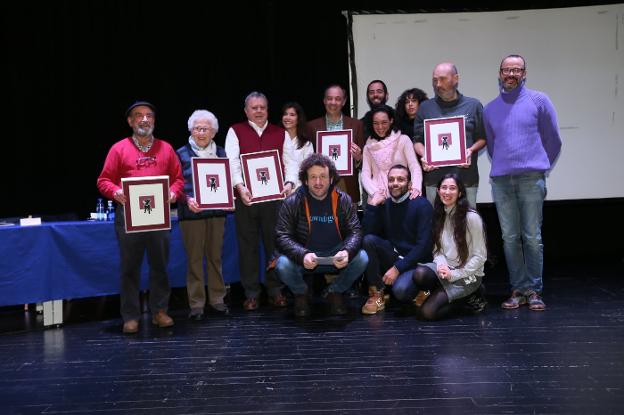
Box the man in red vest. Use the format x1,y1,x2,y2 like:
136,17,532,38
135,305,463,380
225,92,293,311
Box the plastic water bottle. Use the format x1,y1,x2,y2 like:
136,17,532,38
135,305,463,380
96,198,105,221
107,200,115,221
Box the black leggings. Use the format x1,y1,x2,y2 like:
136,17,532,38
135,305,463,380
412,265,462,321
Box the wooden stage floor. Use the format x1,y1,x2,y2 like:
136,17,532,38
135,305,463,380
1,263,623,414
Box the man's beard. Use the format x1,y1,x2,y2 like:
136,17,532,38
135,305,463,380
435,88,455,101
499,77,525,92
367,98,387,108
390,185,409,199
135,125,154,137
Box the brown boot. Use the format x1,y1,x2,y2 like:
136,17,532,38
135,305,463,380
361,286,385,315
151,310,174,328
413,290,431,307
327,292,347,316
294,294,311,317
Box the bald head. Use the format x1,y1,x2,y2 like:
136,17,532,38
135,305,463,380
432,62,459,102
434,62,458,76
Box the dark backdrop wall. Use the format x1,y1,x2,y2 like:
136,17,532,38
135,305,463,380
4,1,352,220
3,1,622,264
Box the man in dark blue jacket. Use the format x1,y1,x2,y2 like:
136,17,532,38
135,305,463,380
361,165,433,314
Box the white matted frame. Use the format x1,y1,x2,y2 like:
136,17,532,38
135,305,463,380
316,129,353,176
424,116,467,167
121,175,170,233
240,149,284,204
191,157,234,209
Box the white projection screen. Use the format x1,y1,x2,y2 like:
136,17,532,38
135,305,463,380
350,4,624,202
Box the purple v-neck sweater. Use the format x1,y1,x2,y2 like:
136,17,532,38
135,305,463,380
484,83,562,177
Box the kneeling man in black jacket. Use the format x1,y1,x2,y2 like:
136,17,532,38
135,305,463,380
274,154,368,317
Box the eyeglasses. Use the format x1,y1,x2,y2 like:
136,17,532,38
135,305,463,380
136,156,156,167
500,67,525,75
192,127,212,133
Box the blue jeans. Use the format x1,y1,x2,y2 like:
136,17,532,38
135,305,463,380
392,269,419,302
275,250,368,295
426,186,477,209
491,172,546,293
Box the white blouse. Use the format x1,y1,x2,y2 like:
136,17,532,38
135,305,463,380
282,132,314,188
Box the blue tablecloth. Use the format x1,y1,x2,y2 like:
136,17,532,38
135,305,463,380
0,215,253,307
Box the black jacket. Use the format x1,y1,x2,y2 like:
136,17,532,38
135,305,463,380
275,186,362,265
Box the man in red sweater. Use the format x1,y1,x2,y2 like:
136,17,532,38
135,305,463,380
97,101,184,334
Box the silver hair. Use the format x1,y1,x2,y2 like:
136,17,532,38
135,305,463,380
244,91,268,108
187,109,219,132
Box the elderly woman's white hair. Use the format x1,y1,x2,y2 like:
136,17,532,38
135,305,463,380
187,109,219,133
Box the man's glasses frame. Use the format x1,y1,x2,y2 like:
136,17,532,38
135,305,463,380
500,67,525,76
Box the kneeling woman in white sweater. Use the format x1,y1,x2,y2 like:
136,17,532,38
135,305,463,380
393,173,487,320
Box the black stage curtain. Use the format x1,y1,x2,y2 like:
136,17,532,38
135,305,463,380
4,1,352,219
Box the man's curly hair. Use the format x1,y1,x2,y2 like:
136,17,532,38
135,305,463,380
298,153,341,187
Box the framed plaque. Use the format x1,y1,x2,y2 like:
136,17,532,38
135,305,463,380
240,149,284,204
191,157,234,209
121,175,170,233
316,129,353,176
423,116,467,167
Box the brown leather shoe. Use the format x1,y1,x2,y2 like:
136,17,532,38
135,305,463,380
151,310,174,327
327,292,347,316
294,294,311,317
268,293,287,307
243,298,259,311
122,319,139,334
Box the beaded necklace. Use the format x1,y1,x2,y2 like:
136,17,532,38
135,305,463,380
132,135,154,153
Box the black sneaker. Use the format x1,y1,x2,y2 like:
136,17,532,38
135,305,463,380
210,303,230,315
188,308,205,321
464,285,487,314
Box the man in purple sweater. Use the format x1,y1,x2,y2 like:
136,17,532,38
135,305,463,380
484,54,562,311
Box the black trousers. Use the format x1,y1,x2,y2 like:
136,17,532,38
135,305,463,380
362,234,399,290
234,199,282,299
115,213,171,322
